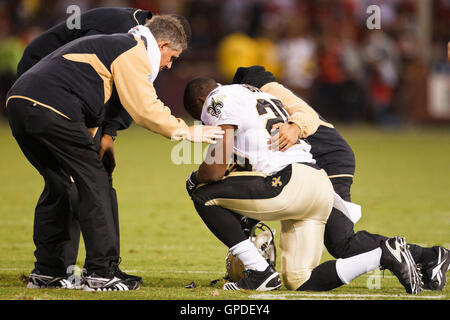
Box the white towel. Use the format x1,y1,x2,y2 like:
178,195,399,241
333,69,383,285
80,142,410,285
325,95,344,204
333,192,362,224
128,25,161,83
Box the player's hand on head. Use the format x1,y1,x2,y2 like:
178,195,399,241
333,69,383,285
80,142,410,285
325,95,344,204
269,122,301,152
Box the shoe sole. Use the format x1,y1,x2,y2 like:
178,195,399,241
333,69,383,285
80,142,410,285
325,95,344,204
27,276,79,290
223,272,281,291
82,284,141,292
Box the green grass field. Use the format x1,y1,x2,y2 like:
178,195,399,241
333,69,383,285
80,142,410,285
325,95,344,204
0,121,449,301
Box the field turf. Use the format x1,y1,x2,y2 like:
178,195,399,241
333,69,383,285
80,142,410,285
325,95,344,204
0,121,449,301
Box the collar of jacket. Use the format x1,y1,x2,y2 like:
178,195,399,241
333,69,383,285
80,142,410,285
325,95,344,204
128,25,161,83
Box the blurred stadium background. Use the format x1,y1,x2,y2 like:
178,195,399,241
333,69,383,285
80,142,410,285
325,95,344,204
0,0,449,126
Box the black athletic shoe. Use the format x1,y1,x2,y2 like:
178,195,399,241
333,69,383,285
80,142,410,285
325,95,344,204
421,247,450,291
83,272,141,292
223,266,281,291
83,259,141,291
380,236,422,294
111,258,143,285
27,269,79,289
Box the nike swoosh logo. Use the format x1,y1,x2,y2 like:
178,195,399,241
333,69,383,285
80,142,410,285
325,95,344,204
386,241,403,263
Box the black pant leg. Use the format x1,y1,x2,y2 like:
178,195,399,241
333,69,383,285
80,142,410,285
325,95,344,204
9,101,81,274
109,185,120,257
11,130,78,275
326,177,432,262
64,196,81,270
297,260,343,291
325,208,387,258
94,127,120,260
40,128,118,274
193,201,246,248
8,100,119,275
324,177,387,258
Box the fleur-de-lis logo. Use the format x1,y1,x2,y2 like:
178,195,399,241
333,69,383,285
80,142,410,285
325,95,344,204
207,97,223,118
272,176,282,187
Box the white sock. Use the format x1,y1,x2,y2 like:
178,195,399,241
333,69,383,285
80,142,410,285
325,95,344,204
229,239,269,272
335,247,382,284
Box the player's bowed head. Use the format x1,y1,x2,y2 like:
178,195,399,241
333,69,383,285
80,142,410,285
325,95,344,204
183,77,219,121
183,78,235,183
175,78,222,144
179,78,224,145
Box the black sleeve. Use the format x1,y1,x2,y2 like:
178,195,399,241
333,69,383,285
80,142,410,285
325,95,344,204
232,65,276,88
84,29,103,36
102,109,133,137
17,7,152,77
16,24,71,77
17,47,36,77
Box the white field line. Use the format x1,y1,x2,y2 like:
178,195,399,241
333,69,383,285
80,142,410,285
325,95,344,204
124,270,397,279
249,293,446,300
0,267,225,275
125,269,225,275
0,268,396,277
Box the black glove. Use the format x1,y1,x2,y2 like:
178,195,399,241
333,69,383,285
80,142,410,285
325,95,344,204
232,65,276,88
186,171,200,197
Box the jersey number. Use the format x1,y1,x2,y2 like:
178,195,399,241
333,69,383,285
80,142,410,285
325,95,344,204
256,99,289,135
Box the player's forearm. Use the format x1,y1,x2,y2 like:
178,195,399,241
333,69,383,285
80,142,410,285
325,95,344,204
197,126,234,183
261,82,320,138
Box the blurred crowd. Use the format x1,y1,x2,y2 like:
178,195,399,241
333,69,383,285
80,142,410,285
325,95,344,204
0,0,449,125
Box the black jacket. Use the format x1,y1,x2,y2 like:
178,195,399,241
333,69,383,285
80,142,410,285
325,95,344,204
17,7,152,136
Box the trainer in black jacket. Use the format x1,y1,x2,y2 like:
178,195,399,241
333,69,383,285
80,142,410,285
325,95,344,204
7,15,192,280
17,7,152,136
13,7,151,277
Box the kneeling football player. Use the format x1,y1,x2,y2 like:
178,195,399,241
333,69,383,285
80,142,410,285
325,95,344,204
182,78,422,294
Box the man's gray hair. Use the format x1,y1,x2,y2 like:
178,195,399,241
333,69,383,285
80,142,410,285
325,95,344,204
145,14,188,51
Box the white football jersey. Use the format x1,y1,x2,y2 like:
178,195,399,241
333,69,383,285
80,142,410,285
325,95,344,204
201,84,315,175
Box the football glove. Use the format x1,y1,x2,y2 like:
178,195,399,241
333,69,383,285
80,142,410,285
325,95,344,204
186,171,200,197
232,65,276,88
